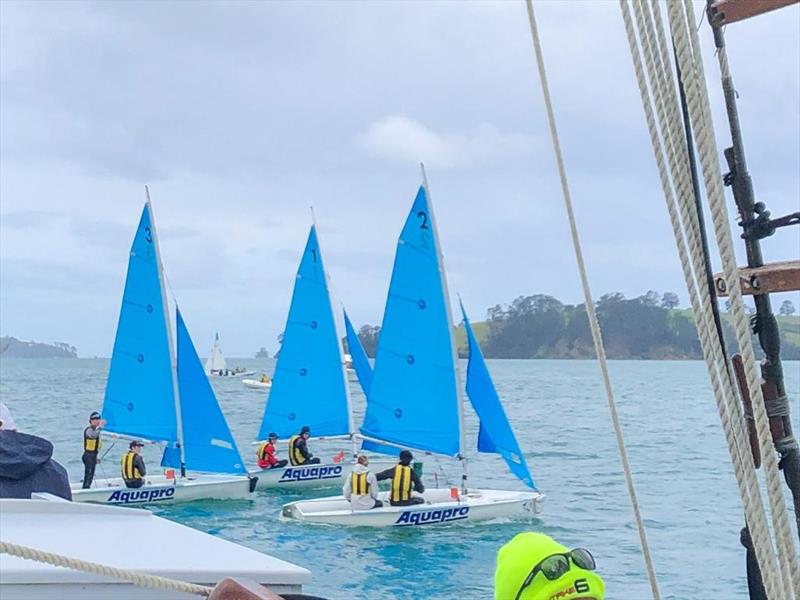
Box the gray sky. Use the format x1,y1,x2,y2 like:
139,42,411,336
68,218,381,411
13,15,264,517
1,1,798,357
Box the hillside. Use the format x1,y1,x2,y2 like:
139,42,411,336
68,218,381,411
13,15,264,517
353,292,800,360
0,336,78,358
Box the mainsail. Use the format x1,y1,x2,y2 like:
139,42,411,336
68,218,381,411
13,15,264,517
360,185,461,457
344,309,373,397
102,203,178,444
461,303,536,489
205,332,227,373
163,309,245,474
257,226,351,440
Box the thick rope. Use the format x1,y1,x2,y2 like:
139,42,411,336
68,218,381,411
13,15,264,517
617,3,784,597
0,541,212,597
523,2,661,598
619,1,799,597
672,2,800,595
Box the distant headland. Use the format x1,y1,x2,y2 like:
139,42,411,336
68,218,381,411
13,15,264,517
0,337,78,358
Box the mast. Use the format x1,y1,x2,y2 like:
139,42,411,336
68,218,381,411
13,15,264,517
420,164,468,492
310,207,359,460
704,2,800,596
145,186,186,478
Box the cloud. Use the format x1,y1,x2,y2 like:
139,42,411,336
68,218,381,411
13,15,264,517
356,115,538,170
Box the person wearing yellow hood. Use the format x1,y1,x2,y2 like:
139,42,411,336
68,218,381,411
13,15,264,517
495,532,604,600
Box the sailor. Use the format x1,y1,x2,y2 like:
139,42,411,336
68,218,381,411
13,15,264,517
121,440,146,489
376,449,425,506
81,411,106,489
343,454,382,510
257,432,288,469
288,425,320,466
494,532,605,600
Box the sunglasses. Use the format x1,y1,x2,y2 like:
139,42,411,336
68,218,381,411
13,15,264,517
514,548,596,600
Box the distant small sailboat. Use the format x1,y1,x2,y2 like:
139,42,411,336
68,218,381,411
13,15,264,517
72,198,256,505
205,333,255,378
282,178,544,526
251,225,390,490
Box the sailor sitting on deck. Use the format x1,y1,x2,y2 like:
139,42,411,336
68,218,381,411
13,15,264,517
343,454,383,510
288,426,320,466
376,450,425,506
121,440,146,489
257,432,288,469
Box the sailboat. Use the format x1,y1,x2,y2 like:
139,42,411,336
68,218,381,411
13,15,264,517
72,199,256,505
206,332,255,378
250,225,387,490
281,179,544,526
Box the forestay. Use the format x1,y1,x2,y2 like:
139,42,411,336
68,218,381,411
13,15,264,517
344,309,373,397
360,186,461,457
162,309,245,475
257,226,351,440
102,204,177,444
461,303,536,489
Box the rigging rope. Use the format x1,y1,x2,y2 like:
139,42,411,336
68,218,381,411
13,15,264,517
670,2,799,594
523,2,661,598
618,1,799,597
0,541,212,597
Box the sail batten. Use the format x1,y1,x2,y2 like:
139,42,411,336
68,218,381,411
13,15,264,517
101,204,178,444
461,303,536,489
257,226,351,440
360,186,461,457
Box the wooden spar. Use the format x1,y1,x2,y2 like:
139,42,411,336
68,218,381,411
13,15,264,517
713,259,800,296
709,0,799,25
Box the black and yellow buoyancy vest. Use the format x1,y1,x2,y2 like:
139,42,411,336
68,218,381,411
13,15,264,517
390,465,413,503
288,435,306,466
256,441,269,462
121,452,142,482
83,427,101,453
351,471,369,496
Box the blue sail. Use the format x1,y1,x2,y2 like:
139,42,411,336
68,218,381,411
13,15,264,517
163,308,246,474
344,309,373,397
461,302,536,489
102,204,177,444
257,226,350,440
360,186,461,457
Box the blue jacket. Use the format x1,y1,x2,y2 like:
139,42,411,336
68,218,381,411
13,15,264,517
0,430,72,500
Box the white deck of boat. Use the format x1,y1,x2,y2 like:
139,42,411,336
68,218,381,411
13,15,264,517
0,497,310,598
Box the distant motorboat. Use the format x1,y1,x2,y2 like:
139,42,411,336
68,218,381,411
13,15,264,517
243,375,273,391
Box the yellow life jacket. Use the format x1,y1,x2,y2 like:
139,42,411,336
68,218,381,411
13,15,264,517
288,435,306,466
390,465,412,503
121,452,142,482
256,441,268,461
351,471,369,496
83,427,101,453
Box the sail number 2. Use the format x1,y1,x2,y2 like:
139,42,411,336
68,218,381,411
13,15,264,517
417,211,429,229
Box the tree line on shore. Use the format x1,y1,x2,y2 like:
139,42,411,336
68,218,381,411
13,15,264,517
352,292,800,360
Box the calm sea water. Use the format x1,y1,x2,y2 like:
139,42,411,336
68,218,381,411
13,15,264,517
1,358,798,599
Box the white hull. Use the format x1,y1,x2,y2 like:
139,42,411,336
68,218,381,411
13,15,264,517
208,370,256,378
281,488,544,527
243,378,272,390
1,497,309,599
71,474,256,506
250,460,395,491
